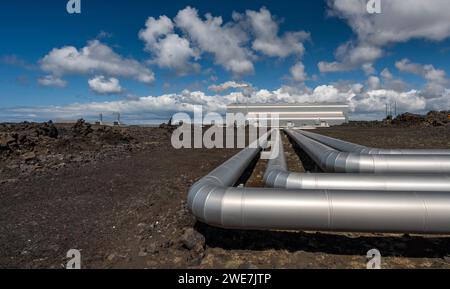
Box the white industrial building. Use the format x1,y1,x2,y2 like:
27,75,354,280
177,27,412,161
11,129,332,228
226,103,349,128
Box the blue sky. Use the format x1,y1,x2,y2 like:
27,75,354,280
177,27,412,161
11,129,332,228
1,0,450,123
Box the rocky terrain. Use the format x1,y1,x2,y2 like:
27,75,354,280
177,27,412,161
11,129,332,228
0,120,138,176
1,119,450,269
344,111,450,128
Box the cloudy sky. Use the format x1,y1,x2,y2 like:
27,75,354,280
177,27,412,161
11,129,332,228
1,0,450,123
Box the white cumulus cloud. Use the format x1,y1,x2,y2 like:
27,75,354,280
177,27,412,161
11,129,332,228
239,7,310,58
139,16,199,75
39,40,155,84
88,76,123,95
396,58,449,98
290,62,307,82
136,6,310,78
367,76,381,90
208,81,250,92
174,6,255,76
320,0,450,72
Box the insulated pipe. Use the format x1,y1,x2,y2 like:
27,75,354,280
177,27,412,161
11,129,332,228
281,173,450,191
189,130,450,233
263,129,290,188
300,130,450,155
188,130,273,226
285,129,450,174
264,130,450,191
188,137,450,233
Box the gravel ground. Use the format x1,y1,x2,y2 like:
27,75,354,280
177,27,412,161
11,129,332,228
1,123,450,269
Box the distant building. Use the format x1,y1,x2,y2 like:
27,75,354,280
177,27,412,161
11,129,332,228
226,103,349,128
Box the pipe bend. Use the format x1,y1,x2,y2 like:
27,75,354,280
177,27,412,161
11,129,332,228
188,180,218,219
188,180,227,226
188,183,247,229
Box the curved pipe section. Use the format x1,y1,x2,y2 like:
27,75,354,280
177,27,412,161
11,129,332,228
188,130,273,226
285,129,450,174
189,130,450,234
264,130,450,191
300,130,450,155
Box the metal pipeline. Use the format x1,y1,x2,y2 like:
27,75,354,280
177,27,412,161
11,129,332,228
189,130,450,234
300,130,450,155
188,130,272,227
285,129,450,174
263,129,289,188
264,130,450,191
